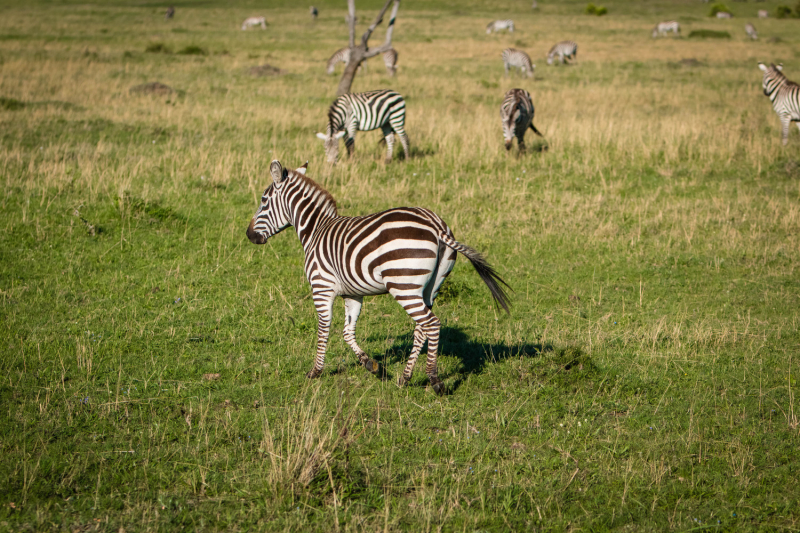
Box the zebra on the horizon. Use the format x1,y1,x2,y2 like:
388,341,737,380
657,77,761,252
758,62,800,145
758,10,769,18
165,6,175,20
241,16,267,30
745,23,758,40
501,89,543,154
246,161,511,395
316,89,409,163
310,6,318,20
502,48,535,78
486,19,515,34
547,41,578,65
652,21,680,38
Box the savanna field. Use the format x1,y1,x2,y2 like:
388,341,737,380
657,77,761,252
1,0,800,531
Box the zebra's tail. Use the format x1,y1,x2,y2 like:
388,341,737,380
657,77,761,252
529,123,544,137
440,233,511,313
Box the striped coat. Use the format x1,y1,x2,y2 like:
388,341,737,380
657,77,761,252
502,48,534,78
547,41,578,65
382,48,398,76
316,89,409,163
242,16,267,30
759,63,800,145
716,11,732,19
246,161,510,394
652,21,680,38
501,89,543,153
745,23,758,40
486,19,514,34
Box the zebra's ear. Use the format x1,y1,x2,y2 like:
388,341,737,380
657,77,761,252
270,160,288,184
776,63,783,71
335,131,346,140
296,161,308,175
316,132,327,141
758,63,768,72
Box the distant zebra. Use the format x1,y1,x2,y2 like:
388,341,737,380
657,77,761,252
486,20,515,34
758,10,769,18
501,89,543,154
716,11,732,19
547,41,578,65
502,48,534,78
310,6,318,20
326,47,354,74
241,16,267,30
531,0,538,9
326,47,385,75
758,62,800,145
316,89,409,163
745,23,758,40
247,161,511,394
165,6,175,20
652,21,680,38
383,47,398,76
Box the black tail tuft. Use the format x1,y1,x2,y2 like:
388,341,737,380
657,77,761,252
457,245,512,313
530,123,544,137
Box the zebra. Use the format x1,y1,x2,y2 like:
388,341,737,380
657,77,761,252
745,23,758,40
758,10,769,19
383,48,398,77
716,11,732,19
241,16,267,30
758,62,800,145
310,6,318,20
502,48,534,78
246,161,511,395
546,41,578,65
326,47,355,75
501,89,543,154
315,89,410,164
486,20,514,34
652,21,680,38
165,6,175,20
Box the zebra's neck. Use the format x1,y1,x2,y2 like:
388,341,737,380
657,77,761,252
327,99,348,133
766,74,787,101
287,176,339,248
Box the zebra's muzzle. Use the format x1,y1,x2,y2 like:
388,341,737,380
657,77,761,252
246,220,267,244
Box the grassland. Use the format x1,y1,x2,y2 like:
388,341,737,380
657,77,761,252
1,0,799,531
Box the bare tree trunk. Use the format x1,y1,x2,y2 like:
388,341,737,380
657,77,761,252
336,0,400,96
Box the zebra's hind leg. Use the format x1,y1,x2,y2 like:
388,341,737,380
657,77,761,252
395,128,410,160
381,125,395,163
343,296,380,374
307,292,335,379
398,324,426,386
391,293,444,395
517,137,527,155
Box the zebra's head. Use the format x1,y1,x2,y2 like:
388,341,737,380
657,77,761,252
503,109,521,150
246,160,307,245
546,54,553,66
315,130,346,164
651,27,658,38
758,62,784,96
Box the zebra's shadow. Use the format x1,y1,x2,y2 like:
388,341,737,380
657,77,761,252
375,326,553,393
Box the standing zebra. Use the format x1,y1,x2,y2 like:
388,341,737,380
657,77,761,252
383,48,398,77
326,47,355,74
758,10,769,18
246,161,511,395
165,6,175,20
758,63,800,145
315,89,409,164
546,41,578,65
501,89,543,154
502,48,535,78
486,20,515,34
652,21,680,38
716,11,732,19
310,6,318,20
241,16,267,30
745,23,758,40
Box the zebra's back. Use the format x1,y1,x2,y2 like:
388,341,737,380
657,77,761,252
331,90,406,132
487,19,514,33
502,48,534,77
547,41,578,64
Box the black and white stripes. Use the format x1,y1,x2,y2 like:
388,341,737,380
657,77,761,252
546,40,578,66
486,19,514,34
652,21,680,38
758,63,800,145
247,161,510,394
501,89,543,153
316,89,409,163
502,48,535,78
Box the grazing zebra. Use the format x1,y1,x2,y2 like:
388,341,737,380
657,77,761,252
501,89,543,154
758,62,800,145
383,48,398,76
745,23,758,40
502,48,535,78
165,6,175,20
758,10,769,18
652,21,680,38
547,41,578,65
716,11,732,19
326,47,354,74
316,90,409,164
310,6,318,20
246,161,511,394
486,19,515,34
241,16,267,30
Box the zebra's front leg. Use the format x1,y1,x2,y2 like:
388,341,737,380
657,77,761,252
504,62,509,77
398,324,426,387
381,125,395,163
781,116,791,146
343,296,380,374
396,129,410,160
517,136,527,155
307,293,335,379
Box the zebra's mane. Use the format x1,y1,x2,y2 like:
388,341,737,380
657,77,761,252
294,172,338,214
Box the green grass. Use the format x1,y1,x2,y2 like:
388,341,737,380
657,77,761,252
1,0,800,531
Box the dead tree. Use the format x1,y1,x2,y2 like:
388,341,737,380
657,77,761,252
336,0,400,96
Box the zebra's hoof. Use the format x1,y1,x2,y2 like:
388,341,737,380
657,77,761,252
306,370,320,379
431,380,446,396
384,158,392,165
397,375,408,387
364,359,380,374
